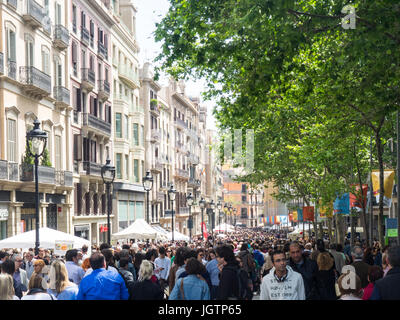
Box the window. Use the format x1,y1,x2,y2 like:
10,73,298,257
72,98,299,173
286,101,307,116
25,35,34,67
55,135,62,170
81,11,86,28
124,115,129,139
242,184,247,193
72,4,77,32
73,134,82,161
55,2,62,25
6,27,16,63
90,20,94,47
133,123,139,146
140,125,144,146
116,154,122,179
72,41,78,76
54,58,62,86
125,155,129,179
134,159,139,183
115,113,122,138
7,119,16,162
242,195,247,204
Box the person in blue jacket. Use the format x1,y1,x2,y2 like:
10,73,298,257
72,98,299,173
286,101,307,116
77,252,129,300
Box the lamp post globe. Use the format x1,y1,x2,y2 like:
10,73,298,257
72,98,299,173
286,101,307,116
187,192,194,242
199,197,206,240
27,119,48,256
142,171,153,224
168,185,177,241
101,158,116,245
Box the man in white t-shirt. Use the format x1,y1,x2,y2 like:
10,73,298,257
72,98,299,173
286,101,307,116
154,247,171,290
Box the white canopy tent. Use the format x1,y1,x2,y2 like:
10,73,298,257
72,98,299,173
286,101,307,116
213,223,235,233
167,230,190,241
152,225,169,240
112,219,158,240
0,227,90,250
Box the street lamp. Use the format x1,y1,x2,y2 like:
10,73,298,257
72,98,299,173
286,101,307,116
187,192,194,242
217,201,222,230
199,197,206,240
26,119,48,256
233,207,237,227
168,185,177,242
142,171,153,224
228,203,233,226
101,158,116,245
210,200,216,245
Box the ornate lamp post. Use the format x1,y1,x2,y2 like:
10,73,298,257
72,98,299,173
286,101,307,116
168,185,177,242
210,200,216,245
101,158,116,245
186,192,194,242
142,171,153,224
217,201,222,231
26,119,48,256
199,197,206,240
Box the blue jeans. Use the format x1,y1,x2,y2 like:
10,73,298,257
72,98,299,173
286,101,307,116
210,285,218,300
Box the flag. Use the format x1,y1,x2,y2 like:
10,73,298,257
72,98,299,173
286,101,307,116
319,201,333,219
349,184,368,211
289,212,293,222
372,170,395,207
293,210,298,222
201,222,208,239
279,215,288,224
303,206,314,221
297,208,303,222
334,193,350,214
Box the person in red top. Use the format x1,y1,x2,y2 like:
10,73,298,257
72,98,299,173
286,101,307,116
362,265,384,300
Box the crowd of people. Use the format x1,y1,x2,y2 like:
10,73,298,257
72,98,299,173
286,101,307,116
0,228,399,300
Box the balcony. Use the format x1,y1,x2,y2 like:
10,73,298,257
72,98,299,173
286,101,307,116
153,191,164,203
55,170,73,187
150,101,160,116
188,178,201,188
53,86,70,109
0,53,3,75
82,161,102,177
19,66,51,99
186,128,198,141
98,80,110,101
22,0,45,29
151,160,163,173
188,152,200,165
7,61,16,80
0,161,19,181
150,129,161,144
7,0,18,9
81,68,95,91
81,26,90,46
20,164,55,184
118,65,139,89
174,168,189,180
54,25,70,51
98,41,108,60
178,207,189,215
82,113,111,136
175,117,188,130
199,114,206,123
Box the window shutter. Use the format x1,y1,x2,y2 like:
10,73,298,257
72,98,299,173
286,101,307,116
72,42,77,62
9,31,16,62
94,98,98,117
90,95,94,114
90,20,94,36
77,88,82,111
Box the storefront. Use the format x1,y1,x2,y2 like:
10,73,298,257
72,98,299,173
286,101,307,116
0,203,9,240
74,224,90,240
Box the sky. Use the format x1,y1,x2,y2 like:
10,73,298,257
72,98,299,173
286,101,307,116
135,0,217,131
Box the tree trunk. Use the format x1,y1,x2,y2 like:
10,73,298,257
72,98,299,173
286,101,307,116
328,217,333,243
376,133,385,246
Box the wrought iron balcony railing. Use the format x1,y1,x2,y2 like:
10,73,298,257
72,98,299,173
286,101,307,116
82,113,111,136
23,0,45,28
54,24,70,50
81,26,90,45
8,60,16,80
19,66,51,96
53,86,70,106
0,53,4,75
82,161,102,177
98,41,108,59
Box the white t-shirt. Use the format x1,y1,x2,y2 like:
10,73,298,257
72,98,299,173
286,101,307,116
154,256,171,280
21,292,56,300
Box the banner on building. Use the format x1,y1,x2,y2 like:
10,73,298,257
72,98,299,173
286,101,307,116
293,210,298,222
279,215,288,225
372,170,395,207
386,218,398,238
297,208,303,222
334,193,350,215
318,201,333,219
303,206,315,221
289,212,293,222
350,184,368,211
201,222,208,239
54,240,74,256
